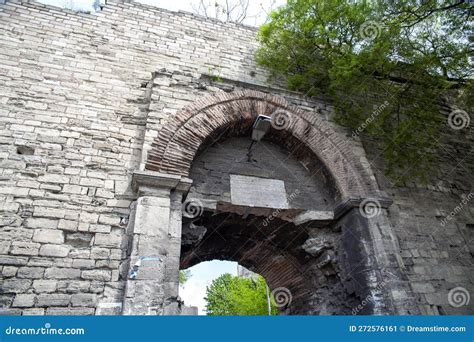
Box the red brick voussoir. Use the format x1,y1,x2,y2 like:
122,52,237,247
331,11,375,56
146,90,377,198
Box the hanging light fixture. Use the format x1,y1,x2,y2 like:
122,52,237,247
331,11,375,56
247,115,272,161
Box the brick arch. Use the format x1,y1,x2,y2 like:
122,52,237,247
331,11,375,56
146,90,377,198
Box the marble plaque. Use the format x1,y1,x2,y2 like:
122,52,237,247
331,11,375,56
230,174,289,209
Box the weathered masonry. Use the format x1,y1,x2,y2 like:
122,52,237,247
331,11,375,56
0,0,472,315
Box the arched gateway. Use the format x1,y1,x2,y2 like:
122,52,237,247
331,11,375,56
123,90,417,315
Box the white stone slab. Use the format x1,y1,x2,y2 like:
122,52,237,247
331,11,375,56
230,174,288,209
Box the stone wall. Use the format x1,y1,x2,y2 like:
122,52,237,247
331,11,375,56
0,0,472,315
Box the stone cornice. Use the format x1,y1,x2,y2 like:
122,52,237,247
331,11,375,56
334,197,393,220
132,170,192,194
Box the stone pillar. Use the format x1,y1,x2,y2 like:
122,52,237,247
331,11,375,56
334,197,420,315
122,171,192,315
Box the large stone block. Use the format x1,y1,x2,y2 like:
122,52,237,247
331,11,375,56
134,196,170,237
25,218,58,229
122,280,164,315
32,280,57,293
72,259,95,269
136,236,170,256
2,266,18,277
37,294,70,307
44,267,81,280
0,241,10,254
33,207,66,219
12,294,36,308
10,242,40,256
94,233,122,248
58,219,78,231
0,214,22,227
90,247,110,259
71,293,97,307
32,229,64,244
98,214,121,226
39,244,70,257
81,270,111,281
79,212,99,223
1,279,32,293
0,256,28,266
57,280,91,293
17,267,45,279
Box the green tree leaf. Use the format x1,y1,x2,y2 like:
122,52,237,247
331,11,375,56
204,273,278,315
256,0,473,182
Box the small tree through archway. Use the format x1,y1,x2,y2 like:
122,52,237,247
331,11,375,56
179,261,278,316
205,272,277,316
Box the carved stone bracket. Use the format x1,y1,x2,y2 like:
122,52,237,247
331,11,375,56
334,197,393,220
132,170,193,195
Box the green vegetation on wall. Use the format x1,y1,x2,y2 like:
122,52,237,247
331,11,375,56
256,0,473,182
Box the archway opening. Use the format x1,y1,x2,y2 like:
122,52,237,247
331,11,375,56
179,135,363,315
179,260,277,315
134,91,400,316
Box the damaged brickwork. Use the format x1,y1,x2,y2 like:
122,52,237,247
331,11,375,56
0,0,472,316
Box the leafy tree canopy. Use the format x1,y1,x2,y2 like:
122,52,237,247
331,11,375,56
205,273,278,315
256,0,473,182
